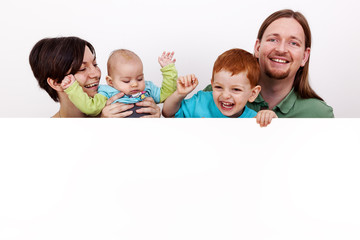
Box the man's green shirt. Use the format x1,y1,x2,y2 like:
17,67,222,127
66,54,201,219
203,85,334,118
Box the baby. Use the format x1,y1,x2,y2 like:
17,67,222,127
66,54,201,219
162,48,276,126
61,49,177,117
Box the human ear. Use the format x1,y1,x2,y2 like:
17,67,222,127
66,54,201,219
254,39,261,58
106,76,113,87
248,85,261,103
301,47,311,67
47,77,63,91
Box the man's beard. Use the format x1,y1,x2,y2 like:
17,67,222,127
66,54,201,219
264,67,290,80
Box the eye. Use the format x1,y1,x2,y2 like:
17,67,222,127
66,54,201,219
214,86,222,89
137,77,143,81
290,41,300,47
78,68,86,72
233,88,242,92
267,38,277,43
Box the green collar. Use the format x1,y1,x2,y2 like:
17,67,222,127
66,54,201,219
254,88,298,114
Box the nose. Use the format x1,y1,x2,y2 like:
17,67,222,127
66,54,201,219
275,40,288,53
130,80,138,87
222,89,231,99
89,64,101,79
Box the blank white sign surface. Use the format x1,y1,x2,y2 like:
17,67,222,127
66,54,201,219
0,119,359,240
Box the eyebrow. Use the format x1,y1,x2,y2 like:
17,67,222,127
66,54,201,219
120,74,144,79
213,82,246,88
265,33,303,44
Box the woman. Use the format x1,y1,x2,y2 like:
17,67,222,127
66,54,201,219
29,36,161,118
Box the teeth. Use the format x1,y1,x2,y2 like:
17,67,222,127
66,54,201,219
85,83,98,88
222,102,233,108
272,58,287,63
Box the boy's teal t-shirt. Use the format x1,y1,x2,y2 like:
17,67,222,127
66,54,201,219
175,91,257,118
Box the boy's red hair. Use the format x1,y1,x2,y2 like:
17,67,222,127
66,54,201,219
212,48,260,87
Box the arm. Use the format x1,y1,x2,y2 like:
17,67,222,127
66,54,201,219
62,75,107,117
256,110,278,127
158,52,178,103
162,74,198,118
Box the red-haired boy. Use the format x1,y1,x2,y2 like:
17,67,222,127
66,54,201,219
162,48,277,126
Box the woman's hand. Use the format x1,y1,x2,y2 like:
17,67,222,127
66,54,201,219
100,92,134,118
135,97,161,118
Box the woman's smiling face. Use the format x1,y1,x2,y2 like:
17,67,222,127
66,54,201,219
73,46,101,97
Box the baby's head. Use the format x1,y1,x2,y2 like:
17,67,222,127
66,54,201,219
106,49,145,95
211,48,261,117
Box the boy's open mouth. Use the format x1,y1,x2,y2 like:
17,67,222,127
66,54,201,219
220,102,234,110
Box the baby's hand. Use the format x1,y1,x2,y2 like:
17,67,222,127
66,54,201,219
61,74,76,89
256,110,278,127
176,74,198,97
158,51,176,68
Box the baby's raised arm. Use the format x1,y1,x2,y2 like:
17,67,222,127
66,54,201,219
162,74,198,118
158,51,176,68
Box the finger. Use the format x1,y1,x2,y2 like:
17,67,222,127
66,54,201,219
264,112,272,127
111,110,133,118
138,105,161,117
140,108,161,118
106,92,125,105
191,74,196,84
184,75,191,87
187,75,194,87
101,104,134,118
184,77,189,87
264,112,270,127
178,76,185,86
263,112,270,127
260,112,266,127
108,103,134,113
136,105,157,114
194,77,199,85
256,113,262,124
136,97,155,107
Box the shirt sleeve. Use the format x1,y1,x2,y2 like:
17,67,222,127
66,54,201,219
159,63,178,103
64,81,108,116
175,92,201,118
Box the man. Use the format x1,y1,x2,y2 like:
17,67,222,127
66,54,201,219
205,9,334,117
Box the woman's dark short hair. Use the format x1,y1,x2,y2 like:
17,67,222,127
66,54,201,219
29,36,96,102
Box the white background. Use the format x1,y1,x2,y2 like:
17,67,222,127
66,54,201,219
0,0,360,117
1,119,360,240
